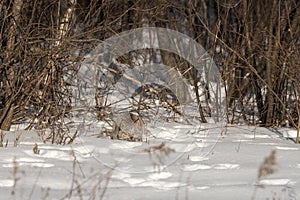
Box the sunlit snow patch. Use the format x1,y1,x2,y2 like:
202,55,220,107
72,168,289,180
188,156,209,162
148,172,172,180
195,142,211,148
182,164,212,171
153,130,178,140
196,186,210,190
276,146,299,151
213,163,239,170
0,180,14,187
258,179,296,186
110,141,143,149
123,177,145,185
139,180,186,190
280,129,298,138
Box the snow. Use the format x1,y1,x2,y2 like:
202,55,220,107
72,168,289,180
276,146,299,151
280,129,299,138
0,125,299,199
188,156,209,162
0,180,14,187
258,179,296,186
182,164,212,171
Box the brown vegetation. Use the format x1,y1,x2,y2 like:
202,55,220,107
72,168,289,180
0,0,299,142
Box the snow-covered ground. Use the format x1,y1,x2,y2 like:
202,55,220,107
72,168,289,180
0,123,299,200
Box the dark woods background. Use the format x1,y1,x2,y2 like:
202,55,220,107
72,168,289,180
0,0,299,136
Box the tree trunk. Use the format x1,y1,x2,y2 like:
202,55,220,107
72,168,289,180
265,0,278,126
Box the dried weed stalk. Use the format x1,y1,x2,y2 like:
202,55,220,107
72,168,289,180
11,157,20,196
0,131,4,147
252,150,278,200
33,143,40,154
257,150,277,180
143,142,175,172
14,134,21,147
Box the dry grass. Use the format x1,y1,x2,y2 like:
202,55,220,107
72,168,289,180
0,131,4,147
11,157,20,196
143,142,175,172
32,143,40,154
257,150,277,180
252,150,278,200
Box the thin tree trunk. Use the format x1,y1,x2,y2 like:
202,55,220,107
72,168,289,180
294,82,300,144
265,0,278,126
